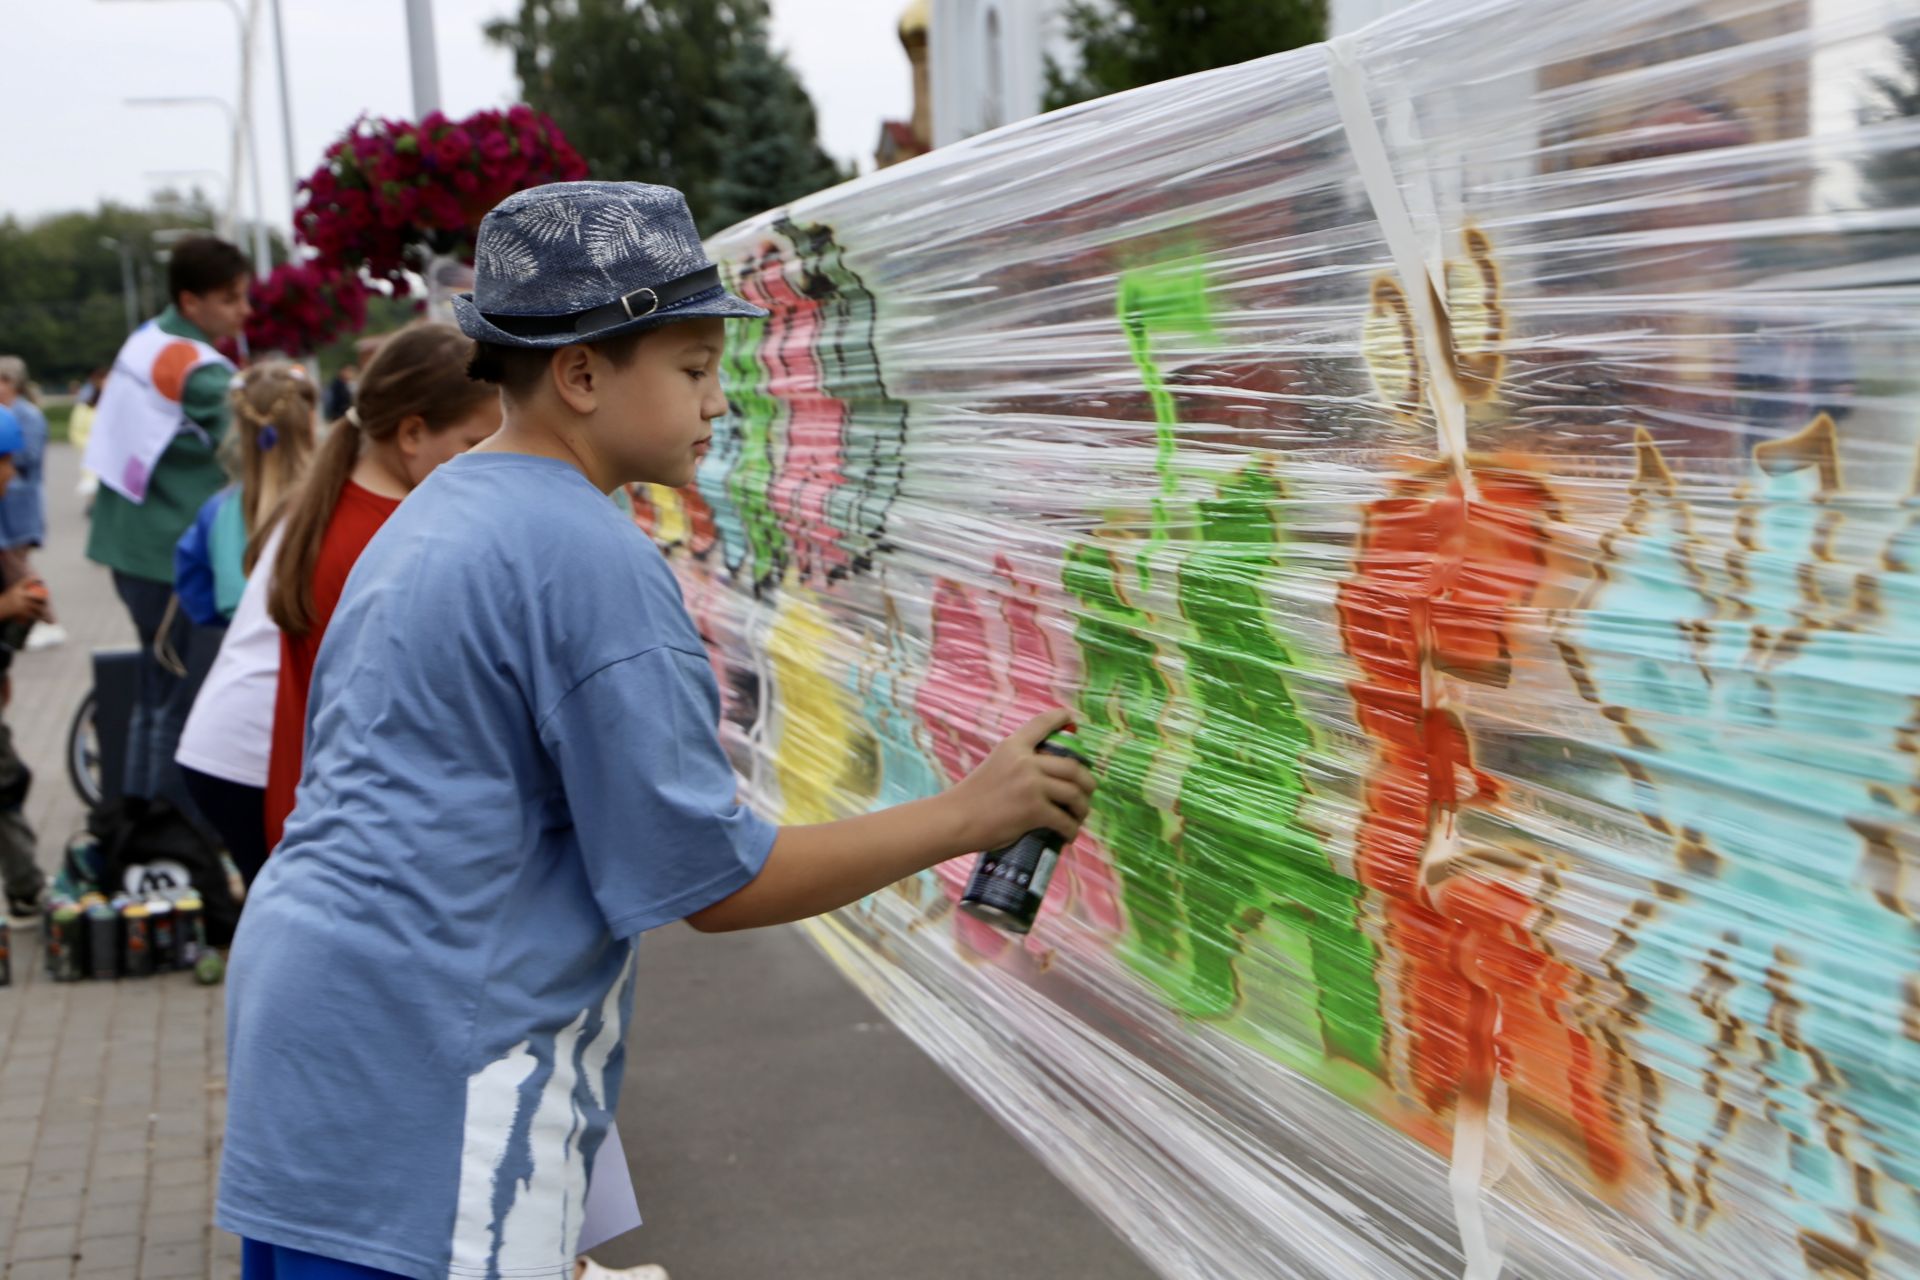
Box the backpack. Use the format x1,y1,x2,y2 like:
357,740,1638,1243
85,798,240,947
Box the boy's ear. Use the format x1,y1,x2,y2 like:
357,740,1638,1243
550,345,599,414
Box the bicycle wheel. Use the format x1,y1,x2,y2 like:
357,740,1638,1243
66,688,102,810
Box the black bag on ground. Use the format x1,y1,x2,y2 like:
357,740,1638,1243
88,798,240,947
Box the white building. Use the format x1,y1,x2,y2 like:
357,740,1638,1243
921,0,1429,148
927,0,1075,146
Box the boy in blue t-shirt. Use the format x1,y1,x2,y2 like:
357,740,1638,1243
217,182,1095,1280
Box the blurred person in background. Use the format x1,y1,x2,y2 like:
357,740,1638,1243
175,359,319,885
0,403,52,917
85,234,250,813
70,365,108,507
0,356,62,650
322,362,358,422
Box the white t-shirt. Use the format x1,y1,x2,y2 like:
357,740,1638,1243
177,527,283,788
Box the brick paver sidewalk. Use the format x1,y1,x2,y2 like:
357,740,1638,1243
0,442,239,1280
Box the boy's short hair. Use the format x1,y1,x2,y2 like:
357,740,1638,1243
466,329,651,400
168,235,251,303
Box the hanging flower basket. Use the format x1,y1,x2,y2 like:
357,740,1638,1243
296,105,590,290
245,260,371,358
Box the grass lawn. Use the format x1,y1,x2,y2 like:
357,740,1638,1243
43,401,73,443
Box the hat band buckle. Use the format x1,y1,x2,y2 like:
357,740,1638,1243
620,287,660,320
473,264,726,340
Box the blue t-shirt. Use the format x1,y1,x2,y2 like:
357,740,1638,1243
173,486,248,625
0,397,47,549
217,452,777,1279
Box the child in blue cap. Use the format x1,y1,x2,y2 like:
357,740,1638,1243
0,403,53,918
217,182,1095,1280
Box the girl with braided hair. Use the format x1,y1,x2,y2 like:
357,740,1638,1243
176,359,319,886
175,359,320,626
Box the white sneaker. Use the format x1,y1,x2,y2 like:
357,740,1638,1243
24,623,67,651
578,1261,669,1280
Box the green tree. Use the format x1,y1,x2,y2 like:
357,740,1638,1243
1859,24,1920,211
487,0,845,234
707,38,849,232
0,189,224,389
1044,0,1325,110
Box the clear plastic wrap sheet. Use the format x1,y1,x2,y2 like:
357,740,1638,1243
631,1,1920,1275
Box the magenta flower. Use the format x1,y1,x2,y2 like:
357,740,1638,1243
293,106,591,291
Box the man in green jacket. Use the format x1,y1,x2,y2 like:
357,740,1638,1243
86,235,251,811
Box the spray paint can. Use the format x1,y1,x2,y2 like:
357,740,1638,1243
75,894,106,978
45,902,84,982
149,900,178,972
87,902,118,979
121,903,153,978
109,901,132,971
174,895,205,970
959,739,1092,935
0,917,10,987
108,895,131,975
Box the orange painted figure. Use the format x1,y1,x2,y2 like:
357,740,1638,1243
1343,279,1631,1181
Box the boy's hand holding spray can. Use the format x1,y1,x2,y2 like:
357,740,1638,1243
959,730,1094,935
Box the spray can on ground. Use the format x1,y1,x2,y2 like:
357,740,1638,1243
45,902,83,982
122,903,153,978
149,900,178,972
87,901,118,978
0,917,10,987
959,738,1092,935
174,895,205,970
75,894,106,978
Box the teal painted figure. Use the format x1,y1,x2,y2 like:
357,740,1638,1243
1561,419,1920,1261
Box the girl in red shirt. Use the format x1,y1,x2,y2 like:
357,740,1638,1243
263,324,501,849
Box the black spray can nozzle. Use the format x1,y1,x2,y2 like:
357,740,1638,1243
957,738,1091,936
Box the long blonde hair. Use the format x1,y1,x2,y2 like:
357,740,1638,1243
224,360,319,572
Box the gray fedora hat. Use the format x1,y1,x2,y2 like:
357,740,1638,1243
453,180,767,350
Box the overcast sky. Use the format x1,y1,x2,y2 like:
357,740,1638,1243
2,0,914,228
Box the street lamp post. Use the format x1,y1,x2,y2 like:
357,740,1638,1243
234,0,269,273
406,0,442,118
268,0,297,199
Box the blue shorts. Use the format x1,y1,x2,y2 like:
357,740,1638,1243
241,1240,409,1280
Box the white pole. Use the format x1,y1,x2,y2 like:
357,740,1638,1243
223,76,244,237
238,0,270,276
268,0,298,200
406,0,442,119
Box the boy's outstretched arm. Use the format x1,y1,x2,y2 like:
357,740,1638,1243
686,709,1096,933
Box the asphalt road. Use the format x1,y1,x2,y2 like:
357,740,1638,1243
604,922,1157,1279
